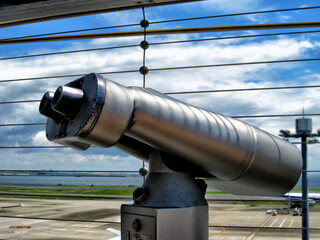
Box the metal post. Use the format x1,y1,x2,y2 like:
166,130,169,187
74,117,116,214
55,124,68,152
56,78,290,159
287,193,290,214
301,134,309,240
121,150,209,240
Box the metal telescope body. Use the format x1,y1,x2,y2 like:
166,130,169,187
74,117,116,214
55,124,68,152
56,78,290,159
40,73,302,239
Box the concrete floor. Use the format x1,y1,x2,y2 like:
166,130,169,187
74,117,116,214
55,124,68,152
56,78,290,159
0,198,319,239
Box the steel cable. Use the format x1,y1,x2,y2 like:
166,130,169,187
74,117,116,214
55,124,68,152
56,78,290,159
1,22,320,45
2,84,320,105
2,6,319,41
0,57,319,83
0,30,319,62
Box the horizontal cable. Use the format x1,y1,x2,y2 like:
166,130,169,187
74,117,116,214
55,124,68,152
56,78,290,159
1,142,320,148
208,225,320,231
0,146,67,149
231,113,320,118
0,24,139,41
0,69,138,83
150,29,320,46
0,170,138,173
0,213,318,231
1,113,320,130
7,31,320,62
1,22,320,45
2,83,320,105
165,84,320,95
0,123,45,127
0,44,139,61
1,57,319,83
1,215,320,230
4,6,319,41
0,170,317,174
0,191,132,199
0,192,305,202
0,215,119,224
152,6,320,25
0,100,40,104
1,30,320,62
149,58,320,72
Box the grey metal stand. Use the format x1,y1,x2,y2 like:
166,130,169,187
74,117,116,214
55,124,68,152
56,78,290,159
121,151,208,240
301,135,309,240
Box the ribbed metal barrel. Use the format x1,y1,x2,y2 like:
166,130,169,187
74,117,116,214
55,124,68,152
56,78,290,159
41,73,302,196
125,87,302,196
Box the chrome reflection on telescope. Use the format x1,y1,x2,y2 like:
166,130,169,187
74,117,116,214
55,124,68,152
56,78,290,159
40,73,302,196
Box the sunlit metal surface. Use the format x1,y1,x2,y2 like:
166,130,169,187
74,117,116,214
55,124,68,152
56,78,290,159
40,73,302,196
0,0,198,28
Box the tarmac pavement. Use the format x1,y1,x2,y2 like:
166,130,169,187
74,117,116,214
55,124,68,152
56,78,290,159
0,197,319,239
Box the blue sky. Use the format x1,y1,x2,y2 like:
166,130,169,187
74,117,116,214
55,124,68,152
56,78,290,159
0,0,319,173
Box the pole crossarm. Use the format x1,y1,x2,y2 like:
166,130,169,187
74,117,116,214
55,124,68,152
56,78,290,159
279,133,320,138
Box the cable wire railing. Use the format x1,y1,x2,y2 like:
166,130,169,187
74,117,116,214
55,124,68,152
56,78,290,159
1,22,320,45
2,84,320,105
151,6,320,25
1,113,320,127
0,30,319,62
2,5,319,41
1,214,320,232
0,170,139,173
0,4,319,238
1,57,319,83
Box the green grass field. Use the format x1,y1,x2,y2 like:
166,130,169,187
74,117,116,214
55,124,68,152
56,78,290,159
0,184,226,200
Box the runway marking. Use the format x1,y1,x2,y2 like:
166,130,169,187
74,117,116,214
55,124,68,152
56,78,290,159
269,218,278,227
279,216,288,228
245,215,272,240
289,218,294,228
211,205,241,218
9,219,32,229
209,227,226,237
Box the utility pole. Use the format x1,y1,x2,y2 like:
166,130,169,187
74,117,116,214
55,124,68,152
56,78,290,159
279,116,320,240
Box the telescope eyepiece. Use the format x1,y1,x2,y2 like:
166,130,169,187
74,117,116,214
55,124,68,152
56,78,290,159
51,86,84,120
39,91,64,123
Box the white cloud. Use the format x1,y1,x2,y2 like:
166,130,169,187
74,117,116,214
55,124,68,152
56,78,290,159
204,0,262,12
1,26,320,171
97,9,142,26
1,36,316,128
32,130,55,146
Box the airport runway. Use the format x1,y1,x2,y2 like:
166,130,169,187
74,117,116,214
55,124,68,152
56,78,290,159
0,197,319,239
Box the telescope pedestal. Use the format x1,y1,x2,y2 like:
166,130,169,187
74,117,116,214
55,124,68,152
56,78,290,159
121,204,208,240
121,151,208,240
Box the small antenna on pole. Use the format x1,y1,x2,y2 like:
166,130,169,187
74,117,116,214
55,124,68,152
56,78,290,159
302,107,305,119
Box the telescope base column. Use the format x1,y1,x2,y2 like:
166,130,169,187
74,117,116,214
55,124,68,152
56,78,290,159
121,150,209,239
121,204,208,240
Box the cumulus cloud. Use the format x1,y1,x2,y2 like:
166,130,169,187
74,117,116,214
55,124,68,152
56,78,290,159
203,0,263,13
32,131,55,146
1,36,317,133
1,14,319,170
